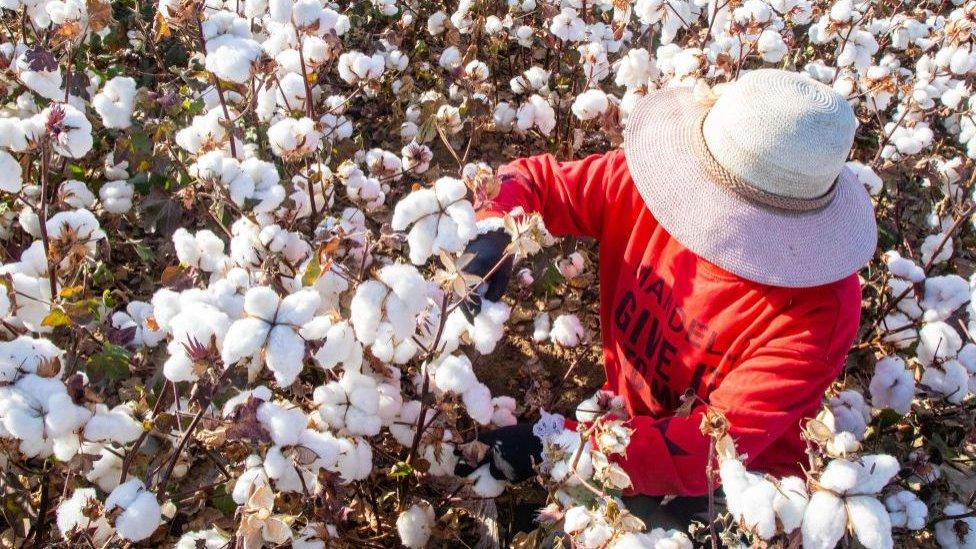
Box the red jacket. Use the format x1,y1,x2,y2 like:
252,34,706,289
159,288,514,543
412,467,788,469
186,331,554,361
483,150,861,496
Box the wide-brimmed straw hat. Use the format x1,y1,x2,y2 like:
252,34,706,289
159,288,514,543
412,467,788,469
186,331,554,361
624,69,877,288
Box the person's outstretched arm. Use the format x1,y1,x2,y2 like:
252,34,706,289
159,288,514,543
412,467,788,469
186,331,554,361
481,150,627,239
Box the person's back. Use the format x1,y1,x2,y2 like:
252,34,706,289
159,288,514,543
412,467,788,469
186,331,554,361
460,68,877,523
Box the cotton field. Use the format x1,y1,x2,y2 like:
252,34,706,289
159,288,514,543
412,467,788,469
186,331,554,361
0,0,973,546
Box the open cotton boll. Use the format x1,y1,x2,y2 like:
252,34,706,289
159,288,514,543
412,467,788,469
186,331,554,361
433,354,477,393
83,442,126,491
869,356,915,414
935,502,976,549
882,250,925,282
920,232,952,265
610,528,692,549
391,177,478,264
557,252,586,279
462,382,494,424
176,529,229,549
468,463,506,497
826,389,870,440
491,396,518,427
0,150,23,193
919,275,969,321
571,89,609,121
92,76,137,129
337,51,385,84
256,401,307,446
334,436,373,481
801,491,848,549
84,404,143,444
99,180,134,214
847,496,893,549
533,312,551,342
57,487,114,544
516,94,556,135
268,117,321,159
104,480,162,542
232,455,270,504
57,179,95,209
396,502,435,549
551,314,585,347
313,321,362,371
40,103,93,158
885,490,927,530
720,459,778,539
917,321,963,366
847,161,884,195
921,360,969,403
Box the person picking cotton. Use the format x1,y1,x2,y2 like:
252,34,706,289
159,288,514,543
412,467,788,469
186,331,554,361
457,69,877,529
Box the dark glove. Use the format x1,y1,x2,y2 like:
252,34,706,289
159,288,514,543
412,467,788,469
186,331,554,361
455,423,544,482
460,228,514,322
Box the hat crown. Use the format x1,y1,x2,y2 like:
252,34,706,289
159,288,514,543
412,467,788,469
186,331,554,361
701,69,857,200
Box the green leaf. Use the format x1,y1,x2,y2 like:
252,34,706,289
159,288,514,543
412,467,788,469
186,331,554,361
211,485,237,515
387,461,414,478
87,343,132,381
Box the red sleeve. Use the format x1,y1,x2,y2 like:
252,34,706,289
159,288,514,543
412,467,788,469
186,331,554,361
614,283,860,496
483,151,623,239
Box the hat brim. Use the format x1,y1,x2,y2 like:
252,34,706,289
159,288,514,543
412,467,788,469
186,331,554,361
623,87,878,288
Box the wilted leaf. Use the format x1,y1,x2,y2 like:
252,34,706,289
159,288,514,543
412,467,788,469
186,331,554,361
41,309,71,328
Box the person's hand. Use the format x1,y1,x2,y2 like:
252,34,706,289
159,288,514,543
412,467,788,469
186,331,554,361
455,423,544,482
459,228,514,322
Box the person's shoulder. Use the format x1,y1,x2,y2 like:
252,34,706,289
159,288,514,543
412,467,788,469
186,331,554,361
762,273,862,326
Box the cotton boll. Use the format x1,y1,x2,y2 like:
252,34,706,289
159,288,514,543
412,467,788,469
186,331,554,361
801,491,848,549
848,161,884,196
852,454,900,494
462,382,493,425
869,356,915,414
57,487,113,544
881,312,917,348
571,89,609,121
882,250,924,282
467,300,510,354
41,103,93,158
0,150,23,193
396,502,435,548
921,360,969,403
920,275,969,321
84,442,126,491
468,463,505,497
885,490,927,530
92,76,137,129
551,314,584,347
99,180,134,213
433,354,477,394
268,117,321,159
773,476,809,534
334,436,373,481
233,455,270,504
256,401,307,446
920,233,952,265
847,495,893,549
176,529,230,549
826,389,870,440
934,502,976,548
104,480,161,542
917,321,962,366
491,396,518,427
516,95,556,135
757,29,787,62
83,404,142,444
532,312,551,342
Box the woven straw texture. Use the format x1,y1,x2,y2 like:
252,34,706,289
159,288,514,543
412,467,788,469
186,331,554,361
623,85,877,288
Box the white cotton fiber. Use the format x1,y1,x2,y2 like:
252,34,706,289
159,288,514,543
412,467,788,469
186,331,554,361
396,502,435,549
